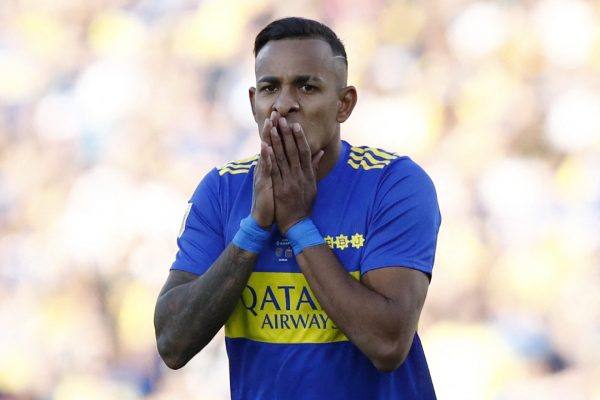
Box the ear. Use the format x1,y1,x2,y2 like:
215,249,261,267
336,86,358,123
249,87,258,123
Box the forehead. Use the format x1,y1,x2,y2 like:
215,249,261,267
255,38,338,80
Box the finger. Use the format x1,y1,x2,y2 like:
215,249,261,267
269,144,282,187
261,118,273,146
270,111,280,127
253,142,265,186
279,117,301,172
292,123,312,172
260,141,272,176
270,126,290,176
311,149,325,172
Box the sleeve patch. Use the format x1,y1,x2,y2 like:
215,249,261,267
178,202,193,238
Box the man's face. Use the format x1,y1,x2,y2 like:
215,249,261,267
250,39,346,155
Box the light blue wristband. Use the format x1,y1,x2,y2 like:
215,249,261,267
286,218,325,255
232,215,271,254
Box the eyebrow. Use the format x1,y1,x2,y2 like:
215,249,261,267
256,75,324,85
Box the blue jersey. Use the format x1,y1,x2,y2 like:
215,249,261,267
172,140,441,400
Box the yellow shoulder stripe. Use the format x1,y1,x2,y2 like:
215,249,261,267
230,155,260,164
218,167,255,175
218,155,259,175
350,146,398,160
348,159,386,170
348,146,397,170
349,151,391,166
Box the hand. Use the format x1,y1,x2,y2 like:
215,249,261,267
250,117,276,228
269,117,324,234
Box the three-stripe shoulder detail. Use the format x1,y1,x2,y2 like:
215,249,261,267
218,155,259,175
347,146,399,170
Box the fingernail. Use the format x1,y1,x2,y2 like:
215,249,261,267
279,117,287,127
293,123,301,133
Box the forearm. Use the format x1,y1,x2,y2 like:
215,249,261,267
296,246,421,371
154,244,257,369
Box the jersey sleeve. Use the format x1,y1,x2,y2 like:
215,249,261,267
360,158,441,277
171,168,225,275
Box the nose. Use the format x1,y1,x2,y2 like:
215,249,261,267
272,87,299,116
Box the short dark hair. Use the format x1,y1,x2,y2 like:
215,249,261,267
253,17,347,67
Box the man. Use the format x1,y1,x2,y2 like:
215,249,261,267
154,17,441,399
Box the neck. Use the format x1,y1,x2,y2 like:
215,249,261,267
315,135,342,181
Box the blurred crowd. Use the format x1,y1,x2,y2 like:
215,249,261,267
0,0,599,398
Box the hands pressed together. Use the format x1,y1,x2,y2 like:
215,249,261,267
251,111,324,234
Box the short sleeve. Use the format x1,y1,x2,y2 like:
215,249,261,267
360,158,441,277
171,169,225,275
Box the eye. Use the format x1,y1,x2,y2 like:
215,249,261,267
300,84,316,93
259,85,277,94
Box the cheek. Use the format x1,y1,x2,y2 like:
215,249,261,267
253,103,272,138
253,98,271,119
304,106,338,145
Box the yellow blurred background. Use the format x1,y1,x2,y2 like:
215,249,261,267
0,0,599,398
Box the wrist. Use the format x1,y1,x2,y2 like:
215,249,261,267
232,215,272,254
280,215,308,236
285,218,325,255
251,210,272,230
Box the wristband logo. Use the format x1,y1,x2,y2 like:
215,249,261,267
225,271,360,344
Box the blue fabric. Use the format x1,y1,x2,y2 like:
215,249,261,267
285,218,326,255
232,215,272,253
171,140,441,399
227,335,436,400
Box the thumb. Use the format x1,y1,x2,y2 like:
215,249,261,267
311,150,325,171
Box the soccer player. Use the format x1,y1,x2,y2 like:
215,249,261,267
154,17,441,399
